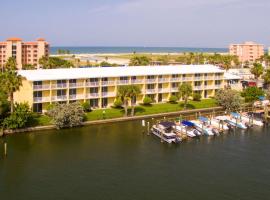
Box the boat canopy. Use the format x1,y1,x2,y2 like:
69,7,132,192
181,120,195,127
159,121,175,128
231,112,241,118
198,116,209,123
259,96,266,101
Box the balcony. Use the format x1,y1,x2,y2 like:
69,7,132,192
146,79,156,83
33,97,50,103
86,82,99,87
170,88,179,92
51,83,67,89
215,76,223,80
204,85,214,90
131,79,143,84
33,84,50,90
158,78,169,83
52,95,67,101
86,93,99,99
117,80,129,85
69,82,84,88
214,85,223,89
194,77,203,81
204,76,214,80
158,88,170,93
69,94,85,100
182,77,193,81
102,92,115,97
101,81,115,86
194,86,203,90
146,89,156,94
171,78,181,82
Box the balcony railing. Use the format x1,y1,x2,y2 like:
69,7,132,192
215,76,223,80
146,89,156,94
131,79,143,84
158,78,169,83
182,77,193,81
33,85,50,90
69,94,85,100
146,79,156,83
69,82,84,88
101,81,115,86
204,85,214,90
33,97,51,103
194,77,202,81
102,92,115,97
52,95,67,101
86,93,99,98
117,80,129,85
51,83,67,89
171,78,181,82
214,85,223,89
170,88,179,92
194,86,203,90
204,76,214,80
158,88,170,93
86,82,99,87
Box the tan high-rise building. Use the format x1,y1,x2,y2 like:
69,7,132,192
229,41,264,63
0,37,49,69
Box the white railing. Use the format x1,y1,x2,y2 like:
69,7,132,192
158,78,169,83
214,85,223,89
101,81,115,86
204,76,214,80
69,82,84,88
215,76,223,80
158,88,170,93
204,85,214,90
86,82,99,87
131,79,143,84
102,92,115,97
117,80,129,85
194,86,203,90
69,94,85,100
194,77,202,81
146,79,156,83
52,95,67,101
146,89,156,94
51,83,67,89
33,85,50,90
171,78,181,82
86,93,99,98
182,77,193,81
170,88,179,92
33,97,50,103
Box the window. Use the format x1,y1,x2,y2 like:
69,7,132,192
33,103,42,113
158,83,162,89
90,78,98,82
57,89,66,96
101,98,108,108
102,77,108,81
69,88,76,95
90,99,99,107
33,91,42,98
90,87,98,93
172,82,179,88
102,87,108,93
147,84,155,89
33,81,42,86
120,76,128,80
131,76,137,80
69,79,76,84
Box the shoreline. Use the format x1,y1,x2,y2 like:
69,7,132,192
2,106,224,135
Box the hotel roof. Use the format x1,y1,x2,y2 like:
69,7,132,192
18,65,224,81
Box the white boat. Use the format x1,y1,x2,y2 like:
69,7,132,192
175,125,197,138
210,117,229,131
151,122,181,144
191,120,215,136
241,113,264,127
218,115,247,130
178,120,202,137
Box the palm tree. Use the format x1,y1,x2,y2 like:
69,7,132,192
263,69,270,89
5,57,17,71
250,63,264,84
117,85,131,117
179,83,192,110
128,85,141,116
0,71,22,113
39,56,49,68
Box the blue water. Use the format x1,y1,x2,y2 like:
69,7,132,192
50,46,228,54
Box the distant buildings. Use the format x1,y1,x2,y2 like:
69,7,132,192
0,37,49,69
229,41,264,63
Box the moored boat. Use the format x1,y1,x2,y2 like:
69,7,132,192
151,122,181,144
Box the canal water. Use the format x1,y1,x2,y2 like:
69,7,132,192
1,120,270,200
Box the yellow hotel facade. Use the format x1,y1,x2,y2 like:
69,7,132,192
15,65,225,113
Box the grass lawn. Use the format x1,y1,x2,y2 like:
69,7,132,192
86,99,217,121
33,99,217,126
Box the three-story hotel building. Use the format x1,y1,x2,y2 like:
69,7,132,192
15,65,225,112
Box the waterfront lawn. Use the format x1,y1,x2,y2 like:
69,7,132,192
85,99,217,121
29,114,53,127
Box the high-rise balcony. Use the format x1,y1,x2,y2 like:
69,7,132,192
170,88,179,92
117,80,129,85
204,76,214,80
51,83,67,89
69,94,85,100
194,86,203,90
182,77,193,81
86,82,99,87
146,89,156,94
171,77,181,82
33,84,50,90
101,92,116,97
33,97,51,103
52,95,67,101
86,93,99,99
158,88,170,93
158,78,169,83
214,85,223,89
101,81,115,86
69,82,84,88
146,79,156,83
131,79,144,84
194,77,203,81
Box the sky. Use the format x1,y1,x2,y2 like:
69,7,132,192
0,0,269,47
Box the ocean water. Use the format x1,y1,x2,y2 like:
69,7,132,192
50,46,228,54
1,120,270,200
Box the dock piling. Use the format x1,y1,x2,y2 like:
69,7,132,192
4,142,7,157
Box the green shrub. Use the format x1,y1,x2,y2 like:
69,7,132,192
193,93,202,101
241,87,265,102
169,95,178,103
3,103,33,129
81,102,91,112
113,98,123,108
143,96,153,105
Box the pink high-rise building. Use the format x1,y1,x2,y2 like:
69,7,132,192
229,41,264,63
0,37,49,69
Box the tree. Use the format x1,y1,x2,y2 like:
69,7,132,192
22,64,36,70
263,69,270,88
193,93,202,101
0,91,9,121
241,87,265,103
128,85,141,116
215,89,243,112
48,102,85,129
0,68,22,113
2,103,33,129
5,57,17,71
250,63,264,83
129,56,151,66
117,85,131,117
169,95,178,103
179,83,192,109
113,98,123,108
39,56,74,69
81,102,91,112
143,96,153,105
